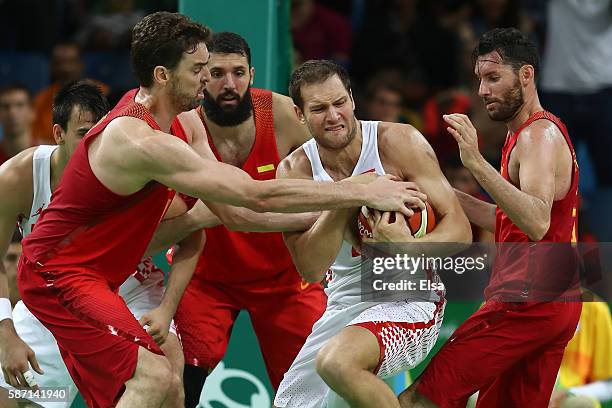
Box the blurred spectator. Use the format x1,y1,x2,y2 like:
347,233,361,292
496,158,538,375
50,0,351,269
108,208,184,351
444,158,494,242
363,78,404,123
3,230,22,307
422,89,471,164
291,0,353,66
469,0,534,38
76,0,145,51
31,42,108,144
540,0,612,187
549,300,612,408
0,84,34,164
351,0,461,107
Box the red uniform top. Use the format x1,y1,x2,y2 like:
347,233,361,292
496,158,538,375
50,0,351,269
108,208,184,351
22,89,185,289
194,88,301,286
486,111,579,300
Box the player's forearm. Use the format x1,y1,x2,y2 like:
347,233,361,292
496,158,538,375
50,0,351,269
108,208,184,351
0,265,10,300
145,209,212,256
251,179,367,213
158,231,204,316
454,189,496,232
0,269,18,338
466,156,550,241
217,207,320,233
285,209,353,282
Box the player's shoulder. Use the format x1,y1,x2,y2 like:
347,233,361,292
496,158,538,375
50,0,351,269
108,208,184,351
377,121,434,158
520,116,564,143
0,147,36,180
0,147,37,209
277,145,313,180
272,92,312,149
176,109,204,145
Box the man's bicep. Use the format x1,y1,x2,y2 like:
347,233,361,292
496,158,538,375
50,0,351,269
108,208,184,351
405,144,457,217
516,136,556,207
145,138,256,206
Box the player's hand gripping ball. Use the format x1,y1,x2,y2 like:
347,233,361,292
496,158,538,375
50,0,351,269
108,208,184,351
358,202,436,241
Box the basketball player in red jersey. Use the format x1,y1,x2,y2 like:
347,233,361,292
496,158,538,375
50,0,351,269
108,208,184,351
155,32,329,407
17,12,425,408
402,28,582,408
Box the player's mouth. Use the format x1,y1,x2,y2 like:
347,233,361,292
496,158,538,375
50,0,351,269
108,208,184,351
325,124,344,132
219,94,239,106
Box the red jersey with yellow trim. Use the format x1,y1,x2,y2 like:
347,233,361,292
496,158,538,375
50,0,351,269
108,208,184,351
22,89,185,289
486,111,579,299
195,88,301,286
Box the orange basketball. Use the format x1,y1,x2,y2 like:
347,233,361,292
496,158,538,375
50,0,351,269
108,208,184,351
357,202,436,240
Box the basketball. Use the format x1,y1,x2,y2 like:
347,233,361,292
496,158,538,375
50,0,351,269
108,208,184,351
357,202,436,240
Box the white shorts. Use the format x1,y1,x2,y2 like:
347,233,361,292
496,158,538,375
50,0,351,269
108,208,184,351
0,273,172,408
274,300,445,408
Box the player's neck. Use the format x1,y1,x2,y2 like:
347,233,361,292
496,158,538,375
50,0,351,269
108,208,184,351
506,92,544,134
135,87,179,133
318,119,364,181
50,146,68,191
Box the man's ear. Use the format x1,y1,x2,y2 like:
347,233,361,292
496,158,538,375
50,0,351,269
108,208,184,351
153,66,170,86
249,67,255,86
52,124,64,145
294,105,306,124
520,65,534,87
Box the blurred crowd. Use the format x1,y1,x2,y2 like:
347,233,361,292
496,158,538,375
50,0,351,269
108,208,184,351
1,0,611,243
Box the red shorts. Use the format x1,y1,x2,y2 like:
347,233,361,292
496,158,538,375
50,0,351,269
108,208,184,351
417,300,581,408
174,278,326,389
18,257,162,408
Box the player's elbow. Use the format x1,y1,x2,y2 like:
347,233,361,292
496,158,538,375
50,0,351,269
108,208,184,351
293,256,326,283
526,218,550,242
298,266,325,284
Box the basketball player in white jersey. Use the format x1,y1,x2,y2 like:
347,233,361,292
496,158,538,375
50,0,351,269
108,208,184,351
0,81,195,407
273,61,472,408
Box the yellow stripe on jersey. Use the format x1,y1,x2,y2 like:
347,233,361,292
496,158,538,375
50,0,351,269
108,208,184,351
257,164,275,173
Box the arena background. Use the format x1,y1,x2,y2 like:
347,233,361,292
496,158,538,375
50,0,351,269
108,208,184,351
0,0,610,407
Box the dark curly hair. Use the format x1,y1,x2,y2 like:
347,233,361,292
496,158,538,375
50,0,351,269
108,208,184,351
472,28,539,78
131,12,212,87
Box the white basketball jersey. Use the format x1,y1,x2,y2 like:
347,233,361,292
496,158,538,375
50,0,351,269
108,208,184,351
303,121,386,307
19,145,58,237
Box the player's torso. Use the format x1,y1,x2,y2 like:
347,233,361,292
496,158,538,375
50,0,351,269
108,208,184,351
496,111,579,243
22,90,180,288
489,111,579,300
196,88,299,286
304,120,385,304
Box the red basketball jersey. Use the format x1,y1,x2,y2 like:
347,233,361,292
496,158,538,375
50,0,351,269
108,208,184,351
194,88,301,286
22,89,186,289
486,111,579,299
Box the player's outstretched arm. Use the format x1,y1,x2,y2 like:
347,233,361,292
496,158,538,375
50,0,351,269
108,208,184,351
0,159,43,388
454,189,496,232
139,229,205,346
126,123,425,215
